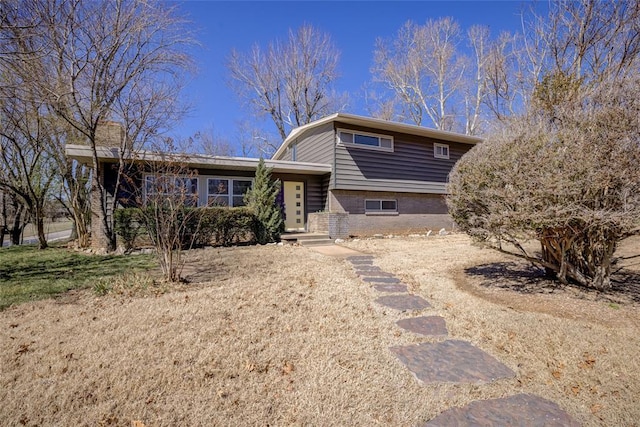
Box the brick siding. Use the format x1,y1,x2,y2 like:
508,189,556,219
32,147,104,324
327,190,454,236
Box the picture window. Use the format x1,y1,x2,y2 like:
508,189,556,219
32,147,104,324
145,175,198,207
207,178,252,207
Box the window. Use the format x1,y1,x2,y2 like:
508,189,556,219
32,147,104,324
338,129,393,151
207,178,252,207
145,175,199,206
365,199,397,212
289,143,298,161
434,143,450,159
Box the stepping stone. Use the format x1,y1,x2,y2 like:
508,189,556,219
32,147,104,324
346,255,374,261
363,276,401,284
390,340,515,384
373,284,408,293
424,393,580,426
397,316,448,336
356,271,396,278
353,266,384,272
375,294,431,311
349,260,374,265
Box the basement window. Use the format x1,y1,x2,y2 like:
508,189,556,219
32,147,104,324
338,129,393,151
365,199,398,214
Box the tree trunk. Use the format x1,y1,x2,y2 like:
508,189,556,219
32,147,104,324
590,265,612,291
540,226,616,291
1,193,6,247
70,207,90,248
35,215,48,249
69,220,78,241
92,161,117,252
10,204,25,245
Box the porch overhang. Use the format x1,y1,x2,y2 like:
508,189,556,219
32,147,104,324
65,144,332,176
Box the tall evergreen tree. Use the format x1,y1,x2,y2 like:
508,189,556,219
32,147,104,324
244,159,284,244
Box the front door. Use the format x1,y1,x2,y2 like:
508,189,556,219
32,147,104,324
283,181,305,232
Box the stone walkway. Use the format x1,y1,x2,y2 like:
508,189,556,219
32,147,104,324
343,253,580,426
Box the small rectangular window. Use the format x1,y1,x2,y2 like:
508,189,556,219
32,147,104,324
290,143,297,161
338,129,394,151
365,199,397,212
434,143,450,159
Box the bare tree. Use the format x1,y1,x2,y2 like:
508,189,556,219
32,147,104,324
362,82,399,122
0,73,57,249
540,0,640,83
228,24,343,140
0,189,29,246
483,32,519,122
48,124,92,247
132,145,201,282
462,25,490,135
190,127,234,157
372,18,466,131
0,0,194,251
234,120,281,158
483,0,640,123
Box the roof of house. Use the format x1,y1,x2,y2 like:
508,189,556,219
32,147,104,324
272,113,484,159
65,144,332,175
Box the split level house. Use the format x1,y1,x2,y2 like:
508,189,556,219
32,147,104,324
65,113,482,249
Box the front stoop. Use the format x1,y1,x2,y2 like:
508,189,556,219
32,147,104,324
281,233,334,246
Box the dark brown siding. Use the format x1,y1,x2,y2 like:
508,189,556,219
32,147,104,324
332,122,474,193
272,172,327,217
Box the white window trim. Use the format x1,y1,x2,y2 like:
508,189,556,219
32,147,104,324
206,177,253,207
337,128,394,152
434,143,450,159
364,199,398,214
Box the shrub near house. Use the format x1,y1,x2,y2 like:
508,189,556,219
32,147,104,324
115,207,259,249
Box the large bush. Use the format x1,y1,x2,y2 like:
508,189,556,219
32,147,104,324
115,207,258,249
447,76,640,290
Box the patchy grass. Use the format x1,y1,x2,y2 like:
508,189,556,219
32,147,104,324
0,244,156,310
0,236,637,426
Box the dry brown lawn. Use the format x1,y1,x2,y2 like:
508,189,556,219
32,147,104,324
1,235,638,426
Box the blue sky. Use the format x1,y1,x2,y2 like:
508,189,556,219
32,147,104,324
174,1,532,147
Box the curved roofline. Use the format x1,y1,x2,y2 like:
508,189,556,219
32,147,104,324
272,113,483,159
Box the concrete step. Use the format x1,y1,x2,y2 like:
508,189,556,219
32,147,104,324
295,233,330,241
298,237,334,247
281,233,334,246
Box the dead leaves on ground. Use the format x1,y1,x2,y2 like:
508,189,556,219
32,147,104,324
243,359,294,376
578,352,596,369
